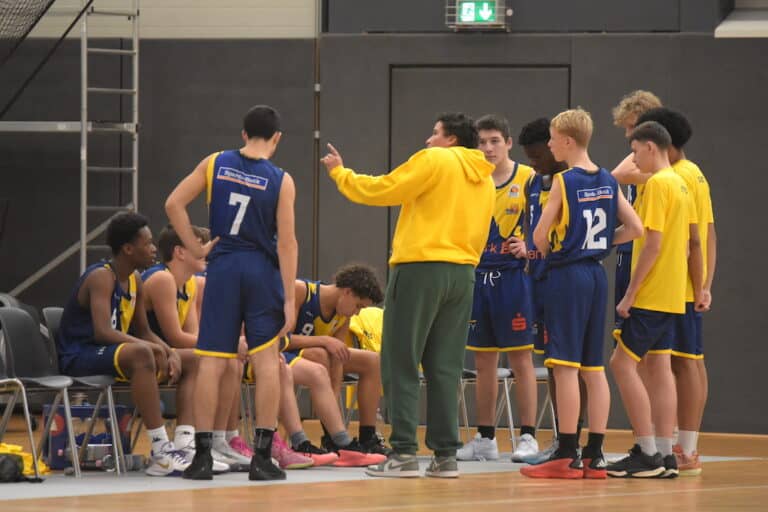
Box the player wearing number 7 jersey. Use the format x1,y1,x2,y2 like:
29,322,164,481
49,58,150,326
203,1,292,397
521,109,642,480
166,105,298,482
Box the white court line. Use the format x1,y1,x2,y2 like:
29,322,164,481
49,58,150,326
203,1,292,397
315,484,768,512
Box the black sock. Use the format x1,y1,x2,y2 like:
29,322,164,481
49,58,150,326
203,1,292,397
576,418,584,444
195,432,212,455
520,425,535,438
554,433,578,459
582,432,605,459
253,428,275,458
478,425,495,440
359,425,376,444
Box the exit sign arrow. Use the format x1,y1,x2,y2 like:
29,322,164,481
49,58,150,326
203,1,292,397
479,2,493,21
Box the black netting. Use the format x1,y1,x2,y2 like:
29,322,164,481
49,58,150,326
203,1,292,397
0,0,57,68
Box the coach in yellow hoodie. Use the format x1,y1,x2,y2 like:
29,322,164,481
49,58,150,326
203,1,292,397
322,113,495,478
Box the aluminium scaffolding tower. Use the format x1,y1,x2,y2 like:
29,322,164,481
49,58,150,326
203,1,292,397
0,0,140,296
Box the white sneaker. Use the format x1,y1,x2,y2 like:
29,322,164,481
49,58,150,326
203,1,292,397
511,433,539,462
456,433,499,461
178,440,231,474
521,438,558,464
212,444,251,471
146,443,191,476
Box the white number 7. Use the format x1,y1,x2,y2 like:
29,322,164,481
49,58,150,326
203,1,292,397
228,192,251,235
582,207,607,249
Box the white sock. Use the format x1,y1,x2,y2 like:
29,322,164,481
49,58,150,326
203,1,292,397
213,430,227,449
147,426,170,454
656,437,674,457
636,436,657,456
174,425,195,449
226,430,239,442
678,430,699,456
672,426,679,445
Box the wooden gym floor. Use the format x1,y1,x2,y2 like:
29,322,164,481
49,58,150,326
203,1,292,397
2,417,767,511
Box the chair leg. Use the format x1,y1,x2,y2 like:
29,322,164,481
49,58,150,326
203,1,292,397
0,389,19,439
535,394,548,431
37,392,62,460
78,391,104,464
503,378,517,452
105,386,124,475
458,380,470,444
18,386,42,480
61,390,82,478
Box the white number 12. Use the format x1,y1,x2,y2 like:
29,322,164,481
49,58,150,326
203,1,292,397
582,207,607,249
228,192,251,235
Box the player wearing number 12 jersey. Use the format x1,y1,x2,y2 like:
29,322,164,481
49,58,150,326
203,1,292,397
166,105,298,482
521,109,642,480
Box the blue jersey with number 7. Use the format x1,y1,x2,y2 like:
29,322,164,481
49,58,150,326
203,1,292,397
204,150,284,263
546,167,618,268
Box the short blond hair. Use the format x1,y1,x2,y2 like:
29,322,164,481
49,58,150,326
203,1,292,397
551,108,593,147
612,90,662,127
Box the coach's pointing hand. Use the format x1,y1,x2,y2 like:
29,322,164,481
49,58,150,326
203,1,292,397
321,143,344,172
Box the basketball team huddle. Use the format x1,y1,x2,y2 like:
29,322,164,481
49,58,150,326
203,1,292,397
55,89,714,482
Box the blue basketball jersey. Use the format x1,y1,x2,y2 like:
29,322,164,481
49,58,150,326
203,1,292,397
526,173,552,280
616,184,637,254
58,262,137,358
547,167,618,268
205,150,284,263
292,280,347,337
141,264,196,342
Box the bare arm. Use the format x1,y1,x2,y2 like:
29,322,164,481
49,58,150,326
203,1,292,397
613,188,643,246
276,173,298,337
705,223,717,292
612,153,652,185
144,272,198,349
85,269,154,346
616,229,662,318
687,224,706,312
533,176,563,257
165,156,216,259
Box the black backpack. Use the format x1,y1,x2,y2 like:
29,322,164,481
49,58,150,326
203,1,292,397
0,454,24,482
0,454,42,483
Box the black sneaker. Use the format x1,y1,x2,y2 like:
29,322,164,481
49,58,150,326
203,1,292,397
661,454,679,479
248,452,287,481
182,450,213,480
360,433,392,455
606,445,665,478
295,440,331,456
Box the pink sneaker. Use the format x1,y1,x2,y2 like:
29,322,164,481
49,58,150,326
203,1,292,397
229,436,254,458
272,433,314,469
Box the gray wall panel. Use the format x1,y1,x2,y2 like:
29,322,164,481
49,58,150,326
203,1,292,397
680,0,734,32
0,39,316,306
320,33,768,434
327,0,714,34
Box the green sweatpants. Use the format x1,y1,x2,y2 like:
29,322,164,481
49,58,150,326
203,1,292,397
381,262,475,456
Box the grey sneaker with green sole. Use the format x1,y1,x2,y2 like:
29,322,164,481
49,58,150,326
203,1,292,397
365,453,419,478
425,456,459,478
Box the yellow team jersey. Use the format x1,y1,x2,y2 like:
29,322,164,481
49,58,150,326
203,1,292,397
177,276,196,327
494,163,535,240
345,307,383,352
631,168,697,314
479,163,535,270
672,159,714,301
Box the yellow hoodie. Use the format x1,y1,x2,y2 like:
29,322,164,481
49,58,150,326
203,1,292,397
330,146,495,266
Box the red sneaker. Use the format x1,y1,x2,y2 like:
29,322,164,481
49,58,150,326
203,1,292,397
520,457,584,479
334,449,387,467
582,456,607,479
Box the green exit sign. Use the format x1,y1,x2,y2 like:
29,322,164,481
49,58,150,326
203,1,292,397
458,1,496,24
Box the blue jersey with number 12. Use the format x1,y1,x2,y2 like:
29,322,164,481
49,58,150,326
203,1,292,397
205,150,284,263
547,167,618,267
